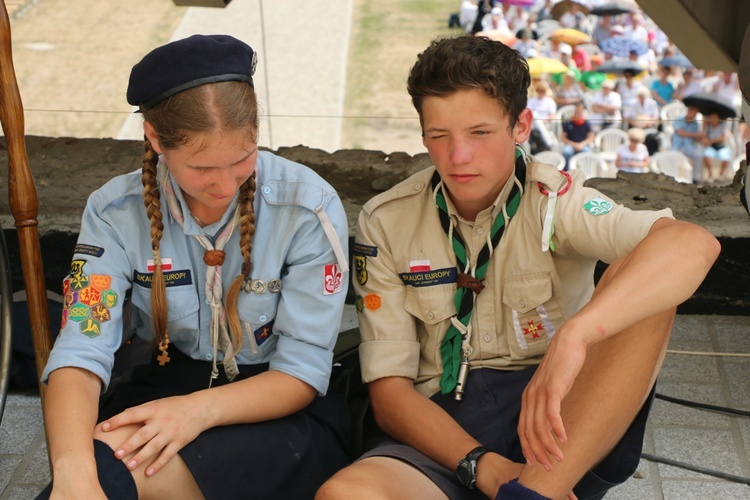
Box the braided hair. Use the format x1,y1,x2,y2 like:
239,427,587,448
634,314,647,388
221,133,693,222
140,81,259,351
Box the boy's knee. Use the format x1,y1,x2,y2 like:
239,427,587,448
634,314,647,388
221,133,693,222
316,471,364,500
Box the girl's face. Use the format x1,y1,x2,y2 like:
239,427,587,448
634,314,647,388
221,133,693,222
145,122,257,217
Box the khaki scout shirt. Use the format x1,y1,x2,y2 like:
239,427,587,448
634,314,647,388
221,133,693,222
353,161,673,397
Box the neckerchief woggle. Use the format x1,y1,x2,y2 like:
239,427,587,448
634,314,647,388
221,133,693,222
434,145,527,395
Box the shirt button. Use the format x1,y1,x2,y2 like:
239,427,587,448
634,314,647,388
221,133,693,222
414,183,422,191
205,354,213,361
476,227,485,235
259,314,268,322
519,300,526,309
483,334,492,342
426,312,434,320
262,186,272,195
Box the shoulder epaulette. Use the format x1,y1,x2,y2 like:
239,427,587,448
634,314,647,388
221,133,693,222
362,167,434,216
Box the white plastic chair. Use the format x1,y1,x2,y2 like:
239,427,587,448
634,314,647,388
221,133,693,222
650,150,694,183
594,128,629,164
533,150,566,170
568,152,615,179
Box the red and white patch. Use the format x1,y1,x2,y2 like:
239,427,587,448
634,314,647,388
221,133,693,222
147,258,172,272
409,259,431,273
324,264,343,295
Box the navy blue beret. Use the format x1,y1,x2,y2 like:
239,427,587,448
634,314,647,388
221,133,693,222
127,34,257,109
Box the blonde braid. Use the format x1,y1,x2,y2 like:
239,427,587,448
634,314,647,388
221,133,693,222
140,140,169,345
225,173,257,358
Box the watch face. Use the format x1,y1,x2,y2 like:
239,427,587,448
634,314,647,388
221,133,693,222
456,460,474,486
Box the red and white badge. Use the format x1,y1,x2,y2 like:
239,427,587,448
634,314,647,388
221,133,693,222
324,263,343,295
147,258,172,272
409,259,430,272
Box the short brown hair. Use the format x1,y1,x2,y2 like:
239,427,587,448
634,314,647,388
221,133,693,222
407,35,530,130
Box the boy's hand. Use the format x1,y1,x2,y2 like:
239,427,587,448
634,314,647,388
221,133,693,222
517,328,588,472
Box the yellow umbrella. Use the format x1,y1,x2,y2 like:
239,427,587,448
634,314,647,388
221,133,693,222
527,57,570,77
549,28,591,46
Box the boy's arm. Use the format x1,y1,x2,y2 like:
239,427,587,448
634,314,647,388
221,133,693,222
369,376,523,497
518,218,720,469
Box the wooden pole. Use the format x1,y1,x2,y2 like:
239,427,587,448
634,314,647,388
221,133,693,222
0,0,52,402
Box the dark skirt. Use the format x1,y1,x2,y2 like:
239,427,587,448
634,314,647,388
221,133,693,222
98,347,352,499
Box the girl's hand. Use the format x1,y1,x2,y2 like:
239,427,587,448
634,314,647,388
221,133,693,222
100,394,209,477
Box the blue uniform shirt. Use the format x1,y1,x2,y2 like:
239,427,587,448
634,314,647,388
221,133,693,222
42,151,349,395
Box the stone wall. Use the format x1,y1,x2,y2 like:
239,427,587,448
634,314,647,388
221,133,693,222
1,136,748,314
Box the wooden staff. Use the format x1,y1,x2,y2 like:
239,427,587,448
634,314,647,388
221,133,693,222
0,0,52,401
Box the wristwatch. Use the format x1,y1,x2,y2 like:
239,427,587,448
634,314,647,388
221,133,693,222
455,446,490,489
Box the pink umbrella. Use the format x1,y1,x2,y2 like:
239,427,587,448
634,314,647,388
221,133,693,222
501,0,536,5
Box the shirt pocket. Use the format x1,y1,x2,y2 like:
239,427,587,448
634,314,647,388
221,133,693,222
237,291,280,360
403,284,457,366
130,285,200,342
502,272,563,361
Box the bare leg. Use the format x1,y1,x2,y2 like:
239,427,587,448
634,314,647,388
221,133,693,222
718,160,729,179
316,456,448,500
517,259,674,499
703,156,713,180
94,424,204,500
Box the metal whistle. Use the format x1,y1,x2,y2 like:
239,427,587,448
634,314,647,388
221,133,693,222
454,357,470,401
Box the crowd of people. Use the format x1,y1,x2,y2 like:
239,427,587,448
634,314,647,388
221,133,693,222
455,0,747,183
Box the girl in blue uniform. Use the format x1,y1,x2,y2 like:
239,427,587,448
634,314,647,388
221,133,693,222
39,34,350,499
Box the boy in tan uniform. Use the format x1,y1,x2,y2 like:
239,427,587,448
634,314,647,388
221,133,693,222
318,36,720,500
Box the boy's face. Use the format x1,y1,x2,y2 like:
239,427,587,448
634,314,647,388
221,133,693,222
421,89,532,221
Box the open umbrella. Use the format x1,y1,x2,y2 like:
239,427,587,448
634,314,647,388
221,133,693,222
596,60,645,75
551,1,590,21
600,35,649,58
658,54,694,68
589,1,637,16
515,27,539,40
549,28,591,46
501,0,536,5
527,57,570,78
477,30,517,47
683,92,737,119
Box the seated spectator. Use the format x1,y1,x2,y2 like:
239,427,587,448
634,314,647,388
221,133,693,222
701,111,733,180
616,127,651,173
623,87,660,129
572,44,591,72
592,14,613,46
580,54,607,90
650,66,675,107
482,6,509,32
559,2,588,31
712,72,741,112
561,102,595,168
617,69,645,106
671,105,705,181
554,70,586,107
515,28,538,59
673,69,704,100
526,81,557,152
589,79,623,130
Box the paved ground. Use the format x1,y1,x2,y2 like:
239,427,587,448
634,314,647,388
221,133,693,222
2,311,750,499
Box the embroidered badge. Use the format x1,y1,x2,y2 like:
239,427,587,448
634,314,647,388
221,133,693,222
70,259,87,277
268,279,283,293
583,197,614,216
355,255,368,285
62,272,118,339
73,243,105,258
324,264,344,295
147,258,172,272
399,267,458,288
254,320,274,346
352,243,378,257
409,259,431,272
364,293,381,311
523,320,545,339
355,295,364,312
